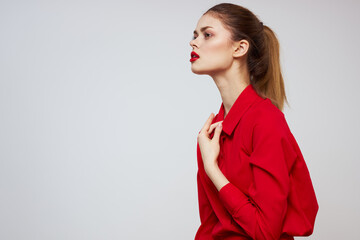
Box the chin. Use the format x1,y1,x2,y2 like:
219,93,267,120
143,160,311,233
191,65,213,75
191,66,223,77
191,69,208,75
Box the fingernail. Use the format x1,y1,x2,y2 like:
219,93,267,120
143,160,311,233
217,122,222,128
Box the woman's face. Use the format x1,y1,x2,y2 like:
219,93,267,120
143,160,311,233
189,14,235,76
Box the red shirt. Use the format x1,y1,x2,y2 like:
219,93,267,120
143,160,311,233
195,84,319,240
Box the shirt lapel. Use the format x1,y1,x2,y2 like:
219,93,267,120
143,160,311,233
216,84,264,136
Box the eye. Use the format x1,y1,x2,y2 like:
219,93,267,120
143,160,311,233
204,32,212,38
192,32,212,40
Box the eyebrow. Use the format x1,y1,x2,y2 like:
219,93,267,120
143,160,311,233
193,26,213,35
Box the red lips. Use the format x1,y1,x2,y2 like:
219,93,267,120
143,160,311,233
190,51,200,62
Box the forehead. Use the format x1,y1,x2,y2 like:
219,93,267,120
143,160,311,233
194,14,229,34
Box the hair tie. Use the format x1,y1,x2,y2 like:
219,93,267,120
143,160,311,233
260,21,264,29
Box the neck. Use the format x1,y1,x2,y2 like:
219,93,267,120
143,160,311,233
211,63,251,118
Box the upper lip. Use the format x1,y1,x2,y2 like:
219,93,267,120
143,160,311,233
191,51,200,58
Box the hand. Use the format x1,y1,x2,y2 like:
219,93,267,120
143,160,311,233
197,113,223,171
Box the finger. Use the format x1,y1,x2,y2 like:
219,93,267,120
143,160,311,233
208,121,223,134
207,123,217,134
200,113,214,133
212,121,222,141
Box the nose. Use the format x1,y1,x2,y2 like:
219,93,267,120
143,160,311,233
189,38,197,48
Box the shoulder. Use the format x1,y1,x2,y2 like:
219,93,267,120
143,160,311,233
244,98,288,135
233,98,290,150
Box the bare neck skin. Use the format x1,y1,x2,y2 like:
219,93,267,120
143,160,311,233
211,62,251,119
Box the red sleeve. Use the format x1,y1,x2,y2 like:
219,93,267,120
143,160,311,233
218,115,296,240
197,170,217,224
195,170,218,239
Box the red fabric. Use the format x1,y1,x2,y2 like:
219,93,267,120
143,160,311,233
195,84,319,240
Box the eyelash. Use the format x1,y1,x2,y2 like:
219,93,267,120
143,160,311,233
192,32,212,40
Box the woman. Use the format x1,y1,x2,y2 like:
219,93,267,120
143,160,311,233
190,3,319,240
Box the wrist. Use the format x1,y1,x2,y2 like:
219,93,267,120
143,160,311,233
204,162,219,176
204,164,230,191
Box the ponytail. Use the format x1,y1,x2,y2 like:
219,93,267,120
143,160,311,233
252,25,288,111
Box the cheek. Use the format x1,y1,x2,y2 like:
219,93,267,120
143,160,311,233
205,40,232,65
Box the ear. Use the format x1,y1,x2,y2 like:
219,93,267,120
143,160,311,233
232,39,249,58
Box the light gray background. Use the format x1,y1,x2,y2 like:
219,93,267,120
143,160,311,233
0,0,359,239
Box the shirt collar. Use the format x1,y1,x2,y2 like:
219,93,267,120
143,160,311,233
216,83,264,136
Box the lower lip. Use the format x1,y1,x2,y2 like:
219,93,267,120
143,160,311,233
190,57,199,62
